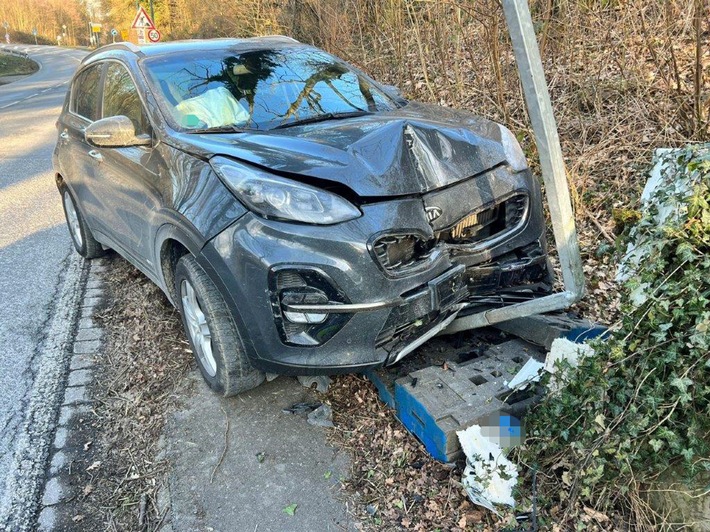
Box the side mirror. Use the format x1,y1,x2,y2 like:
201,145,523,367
85,115,152,147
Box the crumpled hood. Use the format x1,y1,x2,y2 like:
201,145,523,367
173,102,509,197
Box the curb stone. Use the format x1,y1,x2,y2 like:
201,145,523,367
36,259,107,530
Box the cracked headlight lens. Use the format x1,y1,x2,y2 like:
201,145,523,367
498,124,528,172
211,156,361,224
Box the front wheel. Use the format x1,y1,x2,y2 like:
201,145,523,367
175,254,264,396
60,185,104,259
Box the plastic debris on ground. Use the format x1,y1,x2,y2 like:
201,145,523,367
306,404,334,428
505,357,544,391
282,402,321,416
296,374,332,393
502,337,597,396
544,338,596,391
457,424,519,515
458,337,597,512
281,401,334,427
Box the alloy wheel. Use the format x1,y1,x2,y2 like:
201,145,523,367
63,190,83,248
181,279,217,377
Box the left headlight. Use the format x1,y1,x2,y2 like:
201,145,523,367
498,124,528,173
211,156,361,225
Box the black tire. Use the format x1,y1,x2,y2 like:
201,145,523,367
60,185,104,259
175,254,265,396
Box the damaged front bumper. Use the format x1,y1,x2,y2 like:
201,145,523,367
200,165,552,375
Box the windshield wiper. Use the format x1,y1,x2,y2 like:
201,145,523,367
274,110,372,130
187,125,246,134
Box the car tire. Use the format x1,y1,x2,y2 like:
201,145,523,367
60,185,105,259
175,254,265,396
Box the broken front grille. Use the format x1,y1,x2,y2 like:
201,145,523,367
372,193,529,275
438,193,528,245
372,234,437,274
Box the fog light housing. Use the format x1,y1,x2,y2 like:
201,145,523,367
281,289,329,324
269,268,351,346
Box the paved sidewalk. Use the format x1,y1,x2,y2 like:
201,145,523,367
163,375,354,532
36,259,106,531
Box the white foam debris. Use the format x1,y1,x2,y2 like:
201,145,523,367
506,338,595,393
544,338,596,392
462,340,597,512
544,338,595,374
457,425,518,514
505,357,545,391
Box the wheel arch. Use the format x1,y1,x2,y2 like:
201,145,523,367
155,224,203,306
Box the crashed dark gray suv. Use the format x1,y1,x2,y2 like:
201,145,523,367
53,37,552,396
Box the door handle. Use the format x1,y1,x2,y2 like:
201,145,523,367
88,150,103,162
60,131,69,140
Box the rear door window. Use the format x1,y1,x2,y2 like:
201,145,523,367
102,62,150,136
72,64,102,121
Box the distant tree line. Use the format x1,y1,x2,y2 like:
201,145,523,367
0,0,90,46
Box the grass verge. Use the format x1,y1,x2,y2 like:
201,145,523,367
63,255,191,530
0,53,38,79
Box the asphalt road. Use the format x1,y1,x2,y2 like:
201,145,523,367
0,45,87,527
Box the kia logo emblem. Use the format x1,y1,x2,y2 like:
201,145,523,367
425,206,442,223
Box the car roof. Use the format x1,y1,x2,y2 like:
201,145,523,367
81,36,304,65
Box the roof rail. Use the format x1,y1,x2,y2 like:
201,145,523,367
81,42,143,63
262,35,300,43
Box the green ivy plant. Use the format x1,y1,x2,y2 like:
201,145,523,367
522,145,710,520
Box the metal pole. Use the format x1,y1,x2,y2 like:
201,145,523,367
444,0,585,333
149,0,155,25
502,0,585,295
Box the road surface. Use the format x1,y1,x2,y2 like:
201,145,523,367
0,45,87,528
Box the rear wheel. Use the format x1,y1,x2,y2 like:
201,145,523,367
61,186,104,259
175,254,264,396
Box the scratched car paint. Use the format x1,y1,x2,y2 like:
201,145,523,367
53,37,553,396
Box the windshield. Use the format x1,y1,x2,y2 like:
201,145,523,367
141,47,398,131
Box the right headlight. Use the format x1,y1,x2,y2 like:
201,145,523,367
211,156,361,225
498,124,529,173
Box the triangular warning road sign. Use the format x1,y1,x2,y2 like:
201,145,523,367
131,6,155,30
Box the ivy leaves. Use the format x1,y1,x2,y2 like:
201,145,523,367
523,146,710,518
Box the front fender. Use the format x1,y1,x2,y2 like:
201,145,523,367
153,220,206,302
